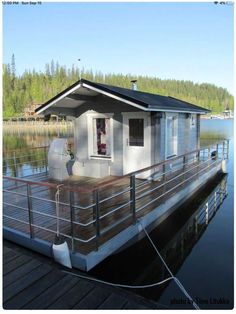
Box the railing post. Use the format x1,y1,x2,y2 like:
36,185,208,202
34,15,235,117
197,151,200,163
13,151,18,178
183,155,186,170
44,146,48,173
208,147,211,167
197,151,200,179
162,163,167,194
130,174,136,224
69,191,75,253
94,190,100,251
162,163,165,181
27,184,34,238
183,155,186,182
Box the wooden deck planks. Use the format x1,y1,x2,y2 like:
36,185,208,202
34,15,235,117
3,259,43,288
98,293,129,309
47,279,95,309
3,160,220,255
3,254,33,276
4,270,66,309
24,274,80,309
3,240,158,309
4,264,52,303
72,286,112,309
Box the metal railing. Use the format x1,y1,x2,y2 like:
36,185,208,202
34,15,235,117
3,139,229,254
3,146,49,178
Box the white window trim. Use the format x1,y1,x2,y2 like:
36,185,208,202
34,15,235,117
87,112,114,161
165,113,178,159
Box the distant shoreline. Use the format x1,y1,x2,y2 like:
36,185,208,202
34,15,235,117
3,120,74,135
201,115,234,120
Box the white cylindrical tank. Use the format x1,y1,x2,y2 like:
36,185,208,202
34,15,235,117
48,139,71,181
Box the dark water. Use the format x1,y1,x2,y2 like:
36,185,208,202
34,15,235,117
3,119,234,309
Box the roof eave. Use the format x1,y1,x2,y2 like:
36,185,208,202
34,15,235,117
148,107,210,114
35,78,211,116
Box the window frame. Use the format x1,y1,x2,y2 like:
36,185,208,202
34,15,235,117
128,118,144,147
87,112,114,161
165,113,178,159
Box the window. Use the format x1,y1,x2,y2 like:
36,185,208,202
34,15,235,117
92,118,111,157
190,114,196,128
166,114,178,158
129,119,144,146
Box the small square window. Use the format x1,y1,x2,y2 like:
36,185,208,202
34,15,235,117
129,119,144,146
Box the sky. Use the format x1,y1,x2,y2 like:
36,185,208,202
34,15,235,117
2,1,234,94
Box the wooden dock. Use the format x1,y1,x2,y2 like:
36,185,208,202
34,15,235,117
3,240,160,309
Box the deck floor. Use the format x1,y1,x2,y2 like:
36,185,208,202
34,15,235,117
3,240,159,309
3,159,220,255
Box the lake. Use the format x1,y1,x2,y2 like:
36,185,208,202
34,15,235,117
2,119,234,309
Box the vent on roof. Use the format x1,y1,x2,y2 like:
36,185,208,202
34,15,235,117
130,80,137,91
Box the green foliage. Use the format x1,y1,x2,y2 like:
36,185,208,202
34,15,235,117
3,55,234,117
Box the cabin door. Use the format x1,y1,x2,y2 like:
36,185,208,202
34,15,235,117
123,112,151,177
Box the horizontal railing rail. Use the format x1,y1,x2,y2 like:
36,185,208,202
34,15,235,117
3,145,49,178
3,145,50,153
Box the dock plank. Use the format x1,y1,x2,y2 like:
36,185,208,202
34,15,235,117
3,259,43,288
3,240,158,309
47,278,95,309
23,274,79,309
123,300,153,309
3,249,19,264
3,254,33,275
3,270,65,309
98,293,128,309
3,264,52,303
73,286,111,309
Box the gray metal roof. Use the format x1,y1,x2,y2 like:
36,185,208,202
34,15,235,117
36,78,210,114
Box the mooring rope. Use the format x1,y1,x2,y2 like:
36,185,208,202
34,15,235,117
139,221,200,310
61,270,173,289
61,221,200,309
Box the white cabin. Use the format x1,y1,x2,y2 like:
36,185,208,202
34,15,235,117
36,79,210,179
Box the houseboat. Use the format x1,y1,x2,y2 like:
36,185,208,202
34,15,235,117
3,79,229,271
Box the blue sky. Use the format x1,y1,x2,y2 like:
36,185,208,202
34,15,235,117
3,1,234,94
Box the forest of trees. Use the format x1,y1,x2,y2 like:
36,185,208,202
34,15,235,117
3,54,234,117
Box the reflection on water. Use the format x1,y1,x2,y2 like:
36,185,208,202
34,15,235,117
200,119,234,146
3,132,73,177
88,174,230,309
